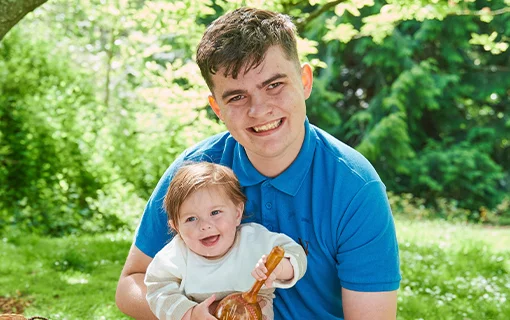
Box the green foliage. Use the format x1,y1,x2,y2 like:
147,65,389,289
490,197,510,225
400,135,505,211
390,192,478,223
0,29,116,236
26,0,226,200
356,112,415,174
1,0,509,236
390,191,510,226
1,1,226,236
302,0,509,215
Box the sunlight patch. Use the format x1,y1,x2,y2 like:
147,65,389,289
60,272,90,285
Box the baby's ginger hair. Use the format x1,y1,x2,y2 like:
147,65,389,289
163,162,246,231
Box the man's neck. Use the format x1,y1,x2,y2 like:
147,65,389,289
250,156,291,178
247,133,304,178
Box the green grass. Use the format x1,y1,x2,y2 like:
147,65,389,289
0,219,509,319
396,219,510,320
0,231,133,319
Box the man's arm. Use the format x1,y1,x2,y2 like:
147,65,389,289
116,244,157,320
342,288,397,320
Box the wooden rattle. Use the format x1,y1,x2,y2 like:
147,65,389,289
214,246,285,320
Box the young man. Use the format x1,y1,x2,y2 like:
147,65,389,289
116,7,401,320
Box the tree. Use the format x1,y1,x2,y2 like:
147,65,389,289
0,0,48,40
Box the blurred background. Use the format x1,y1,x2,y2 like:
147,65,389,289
0,0,509,319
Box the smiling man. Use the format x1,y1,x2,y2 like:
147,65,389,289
207,45,310,178
116,7,401,320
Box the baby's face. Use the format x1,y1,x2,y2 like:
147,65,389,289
176,185,243,259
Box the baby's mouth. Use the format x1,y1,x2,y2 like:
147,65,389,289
200,235,220,246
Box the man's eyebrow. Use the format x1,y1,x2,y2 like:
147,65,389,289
258,73,287,89
220,73,288,101
222,89,246,101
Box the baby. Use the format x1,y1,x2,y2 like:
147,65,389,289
144,162,307,320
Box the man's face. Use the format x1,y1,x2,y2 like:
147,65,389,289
208,46,313,174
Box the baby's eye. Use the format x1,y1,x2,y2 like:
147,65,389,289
185,216,197,223
211,210,221,216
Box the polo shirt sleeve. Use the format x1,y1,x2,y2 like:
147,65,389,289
336,180,401,292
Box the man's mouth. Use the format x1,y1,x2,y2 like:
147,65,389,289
200,235,220,246
252,119,283,133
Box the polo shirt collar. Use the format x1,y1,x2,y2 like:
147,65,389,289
233,118,317,196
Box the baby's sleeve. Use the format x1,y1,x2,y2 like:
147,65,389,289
269,230,308,289
144,239,197,320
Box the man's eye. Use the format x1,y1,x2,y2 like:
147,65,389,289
228,95,244,103
268,82,282,89
211,210,221,216
185,217,197,222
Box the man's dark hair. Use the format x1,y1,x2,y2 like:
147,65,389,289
196,7,300,91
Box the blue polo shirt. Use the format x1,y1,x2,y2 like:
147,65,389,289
135,119,401,319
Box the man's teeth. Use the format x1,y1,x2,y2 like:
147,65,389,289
253,120,281,132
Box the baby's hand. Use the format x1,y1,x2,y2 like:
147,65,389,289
251,255,281,288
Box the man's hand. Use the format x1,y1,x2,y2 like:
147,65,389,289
257,296,270,320
208,297,220,315
183,294,218,320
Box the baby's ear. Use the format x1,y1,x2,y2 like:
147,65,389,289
169,220,177,232
235,203,244,225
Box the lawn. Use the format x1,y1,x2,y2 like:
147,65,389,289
1,219,509,319
396,219,510,319
0,231,132,319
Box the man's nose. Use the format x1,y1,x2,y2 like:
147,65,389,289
248,95,272,118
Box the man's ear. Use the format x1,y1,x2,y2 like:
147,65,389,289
235,202,244,226
208,95,223,120
301,63,313,100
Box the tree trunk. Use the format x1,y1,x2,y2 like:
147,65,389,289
0,0,49,41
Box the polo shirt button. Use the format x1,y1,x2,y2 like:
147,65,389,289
265,202,272,209
262,181,269,188
267,224,273,231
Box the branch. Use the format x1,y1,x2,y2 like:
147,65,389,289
294,2,510,35
0,0,49,41
295,0,348,34
455,7,510,17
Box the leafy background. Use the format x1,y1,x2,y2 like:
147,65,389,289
1,0,509,236
0,0,509,318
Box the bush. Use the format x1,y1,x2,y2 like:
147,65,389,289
396,134,506,212
0,30,116,236
0,28,224,236
387,192,509,225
